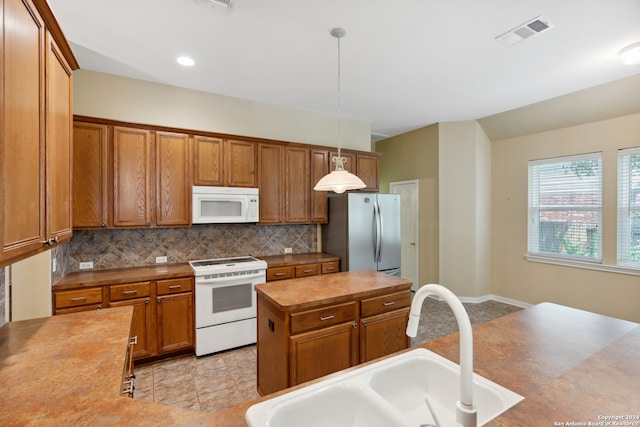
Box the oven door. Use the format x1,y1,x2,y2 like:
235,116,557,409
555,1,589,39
195,273,262,328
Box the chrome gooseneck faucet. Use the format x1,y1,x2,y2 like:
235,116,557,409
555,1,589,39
406,284,478,427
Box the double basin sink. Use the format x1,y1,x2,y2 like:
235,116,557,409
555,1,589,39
246,348,523,427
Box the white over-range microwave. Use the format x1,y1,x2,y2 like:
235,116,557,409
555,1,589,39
192,186,259,224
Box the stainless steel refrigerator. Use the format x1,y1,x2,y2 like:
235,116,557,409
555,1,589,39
322,193,401,276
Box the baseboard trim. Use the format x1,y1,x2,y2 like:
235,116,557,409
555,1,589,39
426,293,532,308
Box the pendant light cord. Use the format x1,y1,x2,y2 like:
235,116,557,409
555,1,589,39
336,31,342,160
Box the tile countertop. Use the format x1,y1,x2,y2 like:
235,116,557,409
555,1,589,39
2,301,639,425
258,252,339,268
255,270,412,311
52,263,195,290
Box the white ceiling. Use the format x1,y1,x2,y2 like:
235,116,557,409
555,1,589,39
48,0,640,140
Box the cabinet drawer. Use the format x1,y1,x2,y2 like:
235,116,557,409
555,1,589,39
291,302,356,335
157,277,192,295
360,291,411,318
55,287,103,310
110,281,151,302
321,261,339,274
267,266,294,281
295,263,320,278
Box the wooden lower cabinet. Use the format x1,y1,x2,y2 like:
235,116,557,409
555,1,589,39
111,297,153,359
289,322,358,386
53,276,194,361
257,288,410,395
360,308,411,363
156,290,194,354
266,260,340,282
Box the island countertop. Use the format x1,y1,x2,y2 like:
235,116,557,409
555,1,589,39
2,301,639,425
254,270,413,311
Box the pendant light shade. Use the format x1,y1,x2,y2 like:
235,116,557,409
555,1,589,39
314,28,366,194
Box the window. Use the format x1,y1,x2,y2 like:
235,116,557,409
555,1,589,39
528,153,602,261
617,147,640,268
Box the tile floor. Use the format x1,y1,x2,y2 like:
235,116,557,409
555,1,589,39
133,299,523,413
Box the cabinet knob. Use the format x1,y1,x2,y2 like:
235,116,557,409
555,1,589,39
101,222,107,227
352,322,358,329
146,222,150,226
362,320,368,327
145,299,150,304
157,221,161,226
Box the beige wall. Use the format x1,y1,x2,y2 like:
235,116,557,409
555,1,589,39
439,121,492,298
491,112,640,322
11,251,52,321
376,125,439,287
73,70,371,151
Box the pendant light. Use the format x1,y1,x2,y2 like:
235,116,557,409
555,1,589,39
314,28,366,194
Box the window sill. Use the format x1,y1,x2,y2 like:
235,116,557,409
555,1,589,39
525,255,640,277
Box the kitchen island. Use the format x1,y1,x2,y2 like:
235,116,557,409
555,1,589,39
1,300,638,425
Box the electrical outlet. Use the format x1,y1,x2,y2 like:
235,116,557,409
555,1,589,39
156,256,168,264
52,258,57,273
79,261,93,270
284,247,292,254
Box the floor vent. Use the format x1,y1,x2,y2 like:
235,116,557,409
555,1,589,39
495,16,553,46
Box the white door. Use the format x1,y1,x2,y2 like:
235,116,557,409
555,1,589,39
390,180,419,292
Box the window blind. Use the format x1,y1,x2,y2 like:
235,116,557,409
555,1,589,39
617,147,640,268
528,152,602,261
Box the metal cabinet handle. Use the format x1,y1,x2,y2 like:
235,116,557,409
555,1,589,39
121,379,135,395
130,336,138,345
70,297,87,301
168,285,182,289
274,273,285,276
320,315,335,321
383,301,396,306
123,290,138,295
303,269,314,273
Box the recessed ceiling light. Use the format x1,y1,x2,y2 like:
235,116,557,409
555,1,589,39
619,42,640,65
177,56,195,67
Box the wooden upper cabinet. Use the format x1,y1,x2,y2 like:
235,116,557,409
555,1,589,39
1,0,47,264
257,143,284,224
155,132,190,226
192,135,224,186
285,147,311,223
113,126,152,227
356,152,380,192
73,122,109,228
193,137,256,187
226,139,256,187
310,149,329,223
46,33,73,242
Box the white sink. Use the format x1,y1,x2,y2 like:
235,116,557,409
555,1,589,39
246,348,523,427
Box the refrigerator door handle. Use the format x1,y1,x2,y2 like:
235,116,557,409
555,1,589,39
374,200,383,263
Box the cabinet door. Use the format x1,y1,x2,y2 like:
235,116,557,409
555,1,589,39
289,322,358,386
257,143,284,223
285,147,310,223
1,0,46,263
73,122,109,228
310,149,329,223
111,297,154,359
356,153,380,192
226,139,256,187
156,132,190,226
45,33,73,242
193,135,224,186
156,291,194,354
359,308,410,363
113,127,152,227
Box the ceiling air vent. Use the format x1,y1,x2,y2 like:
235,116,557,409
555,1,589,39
495,16,553,47
202,0,232,9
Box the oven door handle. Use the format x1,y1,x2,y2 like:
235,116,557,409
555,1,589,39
196,272,265,285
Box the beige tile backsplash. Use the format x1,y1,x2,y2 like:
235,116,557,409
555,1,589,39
67,224,317,272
